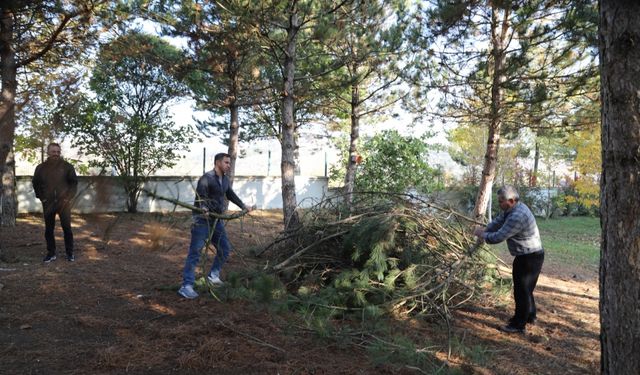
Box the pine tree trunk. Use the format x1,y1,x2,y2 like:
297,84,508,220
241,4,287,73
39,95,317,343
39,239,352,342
344,80,360,205
280,9,300,230
599,1,640,373
293,132,300,176
1,150,16,226
0,8,17,227
473,6,509,220
227,103,239,186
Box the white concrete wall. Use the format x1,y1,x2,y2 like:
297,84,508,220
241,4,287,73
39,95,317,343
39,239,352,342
17,175,329,214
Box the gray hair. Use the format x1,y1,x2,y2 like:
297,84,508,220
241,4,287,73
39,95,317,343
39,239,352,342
497,185,520,201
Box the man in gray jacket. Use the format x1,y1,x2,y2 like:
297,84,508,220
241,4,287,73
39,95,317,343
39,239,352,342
178,153,252,299
474,185,544,333
32,143,78,263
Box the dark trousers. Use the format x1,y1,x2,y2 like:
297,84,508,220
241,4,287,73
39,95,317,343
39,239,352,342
43,200,74,256
510,251,544,328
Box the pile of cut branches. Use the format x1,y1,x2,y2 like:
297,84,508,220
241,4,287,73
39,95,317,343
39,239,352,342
262,192,500,319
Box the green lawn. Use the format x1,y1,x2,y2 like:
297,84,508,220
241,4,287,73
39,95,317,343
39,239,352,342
537,216,600,268
494,216,601,270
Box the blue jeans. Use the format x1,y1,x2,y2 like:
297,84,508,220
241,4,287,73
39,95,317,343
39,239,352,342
182,216,232,286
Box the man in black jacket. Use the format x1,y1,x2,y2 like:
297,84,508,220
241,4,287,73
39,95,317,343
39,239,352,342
32,143,78,263
178,153,252,299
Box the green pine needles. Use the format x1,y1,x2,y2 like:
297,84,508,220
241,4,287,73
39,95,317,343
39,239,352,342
267,192,500,319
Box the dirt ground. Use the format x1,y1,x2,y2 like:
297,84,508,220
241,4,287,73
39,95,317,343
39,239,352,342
0,211,600,374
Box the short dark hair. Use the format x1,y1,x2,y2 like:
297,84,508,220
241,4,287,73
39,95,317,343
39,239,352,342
214,153,231,162
47,142,61,151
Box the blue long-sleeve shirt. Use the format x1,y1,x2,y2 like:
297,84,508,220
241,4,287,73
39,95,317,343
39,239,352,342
482,202,543,256
193,171,245,215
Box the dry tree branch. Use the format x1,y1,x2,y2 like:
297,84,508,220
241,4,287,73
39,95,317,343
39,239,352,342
141,188,250,220
273,230,349,271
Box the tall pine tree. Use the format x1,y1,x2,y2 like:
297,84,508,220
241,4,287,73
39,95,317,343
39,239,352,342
415,0,597,219
216,0,354,230
152,0,268,184
599,1,640,371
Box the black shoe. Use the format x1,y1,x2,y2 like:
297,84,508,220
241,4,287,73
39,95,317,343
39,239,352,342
500,324,525,334
43,254,57,263
66,254,75,262
510,316,536,325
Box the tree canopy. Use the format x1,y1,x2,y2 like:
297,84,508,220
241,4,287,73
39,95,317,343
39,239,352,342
0,0,601,226
65,31,194,212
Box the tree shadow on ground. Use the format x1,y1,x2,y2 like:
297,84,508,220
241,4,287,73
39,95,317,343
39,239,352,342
451,273,599,374
1,212,407,374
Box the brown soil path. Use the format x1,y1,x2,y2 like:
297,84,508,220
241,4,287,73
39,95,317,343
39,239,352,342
0,212,600,374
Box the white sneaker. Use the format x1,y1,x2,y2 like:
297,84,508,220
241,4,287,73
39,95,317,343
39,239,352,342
207,274,224,285
178,285,199,299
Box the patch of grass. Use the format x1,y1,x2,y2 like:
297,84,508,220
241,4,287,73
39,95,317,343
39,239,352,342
536,216,600,268
494,216,599,269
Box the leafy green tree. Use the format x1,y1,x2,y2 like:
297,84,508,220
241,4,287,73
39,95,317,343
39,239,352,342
66,32,193,212
15,67,86,165
0,0,112,226
355,130,441,194
448,124,487,185
414,0,597,220
565,121,600,209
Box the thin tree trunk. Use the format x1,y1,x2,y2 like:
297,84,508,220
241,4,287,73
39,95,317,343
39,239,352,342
473,6,509,220
344,80,360,205
280,8,300,230
130,134,141,213
126,184,138,213
532,140,540,187
599,1,640,372
0,8,17,227
227,102,239,185
222,102,240,213
127,192,137,213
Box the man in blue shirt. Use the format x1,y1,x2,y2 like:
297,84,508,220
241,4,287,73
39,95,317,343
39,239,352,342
474,185,544,333
178,153,252,299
